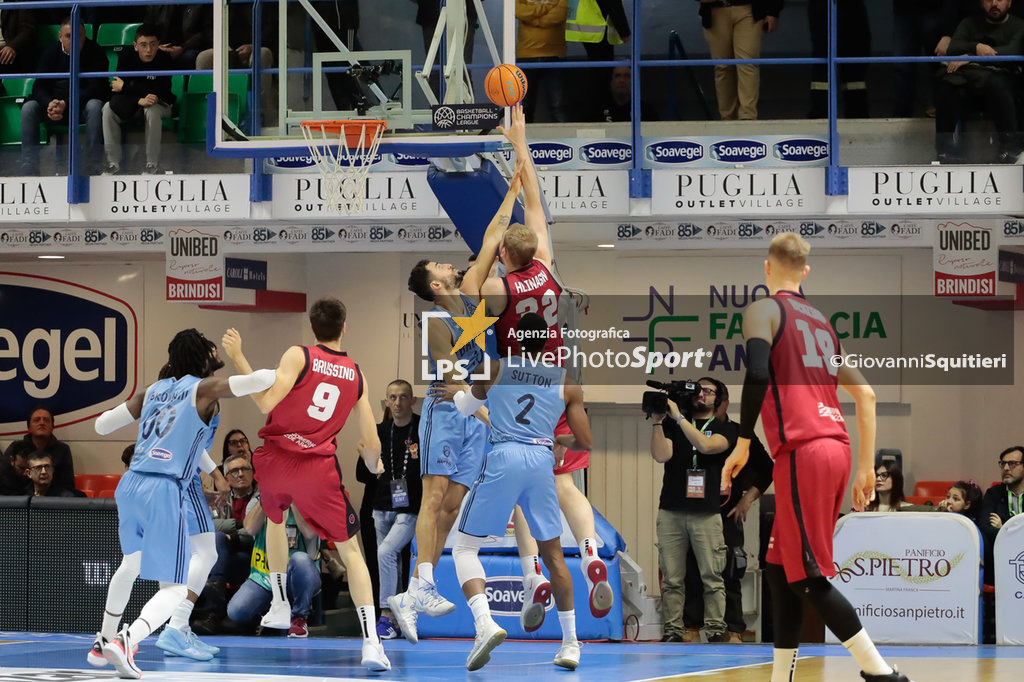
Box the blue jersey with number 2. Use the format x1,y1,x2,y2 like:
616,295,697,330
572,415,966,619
131,375,216,481
487,357,566,447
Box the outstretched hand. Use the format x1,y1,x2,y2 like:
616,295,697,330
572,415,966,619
497,104,527,149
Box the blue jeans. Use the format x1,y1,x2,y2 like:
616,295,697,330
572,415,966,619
226,552,322,623
20,97,103,174
373,510,417,609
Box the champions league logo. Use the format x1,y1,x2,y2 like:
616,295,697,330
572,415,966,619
434,106,456,130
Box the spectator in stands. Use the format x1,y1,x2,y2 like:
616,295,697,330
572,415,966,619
891,0,960,117
0,4,36,79
222,429,253,463
120,444,134,470
144,4,213,69
516,0,568,123
565,0,630,108
697,0,782,121
226,498,321,638
361,379,421,640
3,406,75,492
102,23,176,175
934,0,1024,163
982,445,1024,583
415,0,476,66
650,377,736,643
19,18,108,176
593,65,658,122
938,479,984,524
26,451,84,498
0,440,32,495
864,461,911,511
808,0,870,118
212,452,258,583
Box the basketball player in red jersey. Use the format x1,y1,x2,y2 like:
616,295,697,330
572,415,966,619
722,234,911,682
221,298,391,672
476,105,613,628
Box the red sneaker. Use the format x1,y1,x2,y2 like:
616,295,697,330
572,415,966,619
288,615,308,638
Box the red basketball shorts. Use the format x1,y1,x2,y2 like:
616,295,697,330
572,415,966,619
553,412,589,475
252,445,360,543
766,438,850,583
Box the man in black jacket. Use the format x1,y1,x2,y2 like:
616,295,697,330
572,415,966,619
0,5,37,77
102,24,177,174
19,18,108,175
26,451,84,498
981,445,1024,584
2,406,76,493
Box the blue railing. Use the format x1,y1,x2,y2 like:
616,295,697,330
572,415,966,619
3,0,1022,204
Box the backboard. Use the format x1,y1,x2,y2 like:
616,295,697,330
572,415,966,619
209,0,515,159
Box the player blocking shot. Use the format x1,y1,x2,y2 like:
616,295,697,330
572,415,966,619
722,233,913,682
90,329,277,679
222,298,391,672
431,313,593,671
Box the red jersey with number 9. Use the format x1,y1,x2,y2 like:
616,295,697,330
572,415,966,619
496,260,564,357
760,291,850,459
258,345,363,457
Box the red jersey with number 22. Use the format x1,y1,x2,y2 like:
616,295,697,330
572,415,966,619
258,345,363,457
760,291,849,459
496,260,564,357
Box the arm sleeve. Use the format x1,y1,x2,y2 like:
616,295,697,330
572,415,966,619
198,449,217,475
739,338,772,439
228,368,277,396
95,403,137,435
454,389,486,417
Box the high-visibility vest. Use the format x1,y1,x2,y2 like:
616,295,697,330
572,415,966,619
565,0,623,45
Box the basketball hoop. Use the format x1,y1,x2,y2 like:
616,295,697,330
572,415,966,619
299,119,387,214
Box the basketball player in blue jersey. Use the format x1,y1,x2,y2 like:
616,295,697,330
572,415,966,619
431,313,593,671
388,163,525,642
91,329,276,679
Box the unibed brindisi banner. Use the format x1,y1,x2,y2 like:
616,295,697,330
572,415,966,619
165,228,224,302
85,174,251,220
933,221,998,296
847,166,1024,214
0,177,69,222
650,168,827,216
994,514,1024,644
826,513,980,644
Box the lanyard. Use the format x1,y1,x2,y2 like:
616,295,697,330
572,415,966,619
1010,490,1023,517
388,422,412,481
691,417,714,468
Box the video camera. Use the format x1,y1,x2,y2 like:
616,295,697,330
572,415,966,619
642,379,701,418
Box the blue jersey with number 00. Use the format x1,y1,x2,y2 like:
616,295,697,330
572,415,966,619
131,375,217,481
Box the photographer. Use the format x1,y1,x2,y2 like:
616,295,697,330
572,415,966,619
649,377,736,643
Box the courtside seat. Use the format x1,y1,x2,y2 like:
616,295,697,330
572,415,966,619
905,495,941,506
913,480,957,498
75,474,121,494
97,489,116,499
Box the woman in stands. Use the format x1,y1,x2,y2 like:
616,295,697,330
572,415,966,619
864,462,911,512
938,480,984,525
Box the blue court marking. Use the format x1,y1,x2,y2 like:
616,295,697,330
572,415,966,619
0,633,1016,681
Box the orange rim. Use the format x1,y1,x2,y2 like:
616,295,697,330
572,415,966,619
300,119,387,148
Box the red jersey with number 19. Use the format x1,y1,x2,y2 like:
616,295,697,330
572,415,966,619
496,260,564,357
760,291,849,459
258,345,363,457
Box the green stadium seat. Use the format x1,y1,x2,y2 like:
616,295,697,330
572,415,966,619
96,23,141,47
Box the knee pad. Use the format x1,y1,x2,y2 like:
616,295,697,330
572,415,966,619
452,533,488,586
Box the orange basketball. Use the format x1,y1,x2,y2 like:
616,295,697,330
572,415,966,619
485,64,528,107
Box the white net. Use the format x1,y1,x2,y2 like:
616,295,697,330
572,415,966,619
299,121,386,214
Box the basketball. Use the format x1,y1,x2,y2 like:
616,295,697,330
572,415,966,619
485,64,528,107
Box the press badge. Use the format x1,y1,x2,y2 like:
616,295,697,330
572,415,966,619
390,478,410,508
686,469,706,499
286,525,299,550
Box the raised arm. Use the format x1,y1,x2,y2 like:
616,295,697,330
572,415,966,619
500,104,551,268
461,160,525,300
222,328,304,414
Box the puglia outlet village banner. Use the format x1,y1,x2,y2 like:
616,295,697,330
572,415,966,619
826,513,980,644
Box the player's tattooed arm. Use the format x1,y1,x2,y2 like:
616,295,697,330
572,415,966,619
461,159,526,301
500,104,551,268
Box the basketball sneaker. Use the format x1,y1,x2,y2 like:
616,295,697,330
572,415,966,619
182,626,220,656
261,600,292,629
860,665,913,682
411,579,457,617
466,618,507,671
520,573,551,633
361,640,391,672
155,625,213,661
375,615,399,640
582,557,614,619
387,593,419,644
554,640,581,670
288,616,309,639
87,633,109,667
103,630,142,680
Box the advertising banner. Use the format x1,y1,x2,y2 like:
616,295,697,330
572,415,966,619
165,228,225,302
650,168,827,216
0,177,69,222
933,221,998,297
827,513,981,644
614,218,929,248
643,135,829,168
994,513,1024,644
848,166,1024,214
85,175,251,221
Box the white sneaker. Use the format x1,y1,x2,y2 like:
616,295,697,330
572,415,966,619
87,633,108,667
260,600,292,629
412,580,457,617
520,574,551,633
583,558,614,619
103,630,142,679
554,639,581,670
387,592,419,645
466,618,507,671
361,640,391,672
